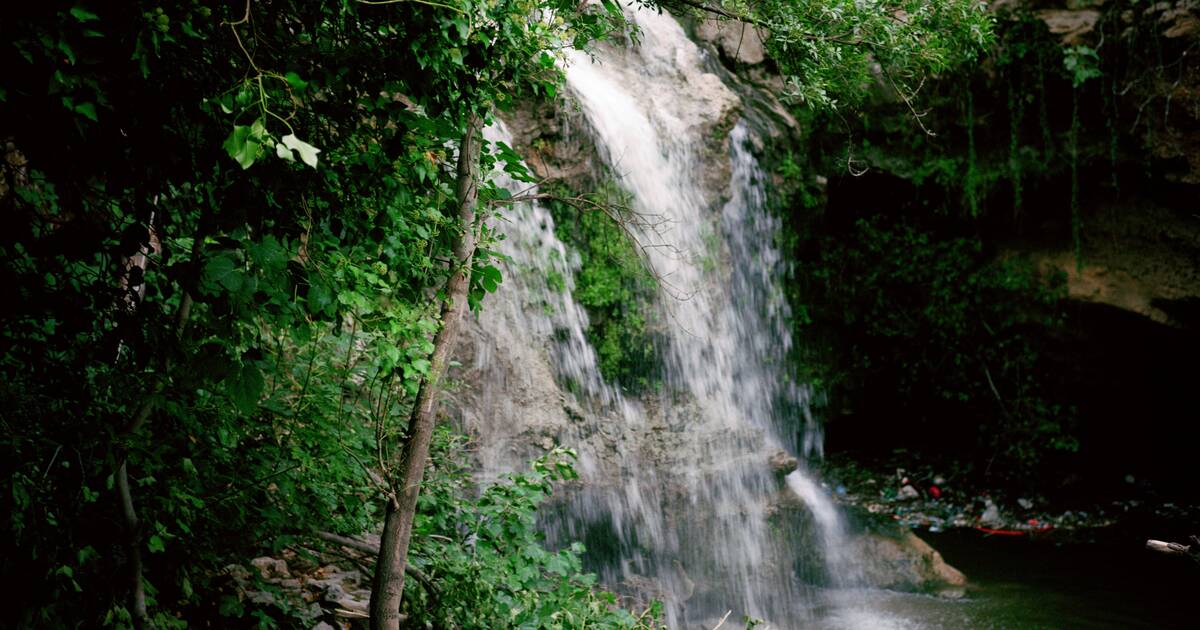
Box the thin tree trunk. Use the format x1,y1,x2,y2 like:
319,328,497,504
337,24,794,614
113,217,161,629
116,460,148,627
369,111,484,630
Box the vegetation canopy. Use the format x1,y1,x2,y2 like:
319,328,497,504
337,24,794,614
0,0,995,627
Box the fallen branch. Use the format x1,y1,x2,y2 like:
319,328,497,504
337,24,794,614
1146,535,1200,565
317,531,380,555
314,531,440,598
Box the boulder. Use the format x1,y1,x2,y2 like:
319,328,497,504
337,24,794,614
852,530,967,595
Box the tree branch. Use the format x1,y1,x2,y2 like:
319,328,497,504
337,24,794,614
315,531,440,597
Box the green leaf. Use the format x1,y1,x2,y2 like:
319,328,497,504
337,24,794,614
599,0,621,18
223,124,263,170
280,133,320,168
275,142,294,162
73,102,97,122
479,264,502,293
201,254,243,294
226,363,264,415
69,6,100,22
307,280,333,316
56,39,76,65
284,71,308,90
481,264,502,285
147,535,165,553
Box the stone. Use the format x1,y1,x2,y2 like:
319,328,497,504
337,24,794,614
1017,497,1034,510
852,530,967,592
768,450,799,475
693,20,766,65
980,500,1002,526
897,485,920,500
1037,9,1101,45
250,556,290,579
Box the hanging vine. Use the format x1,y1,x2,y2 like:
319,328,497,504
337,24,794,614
1037,45,1055,166
1008,68,1026,220
1063,45,1101,271
965,87,980,217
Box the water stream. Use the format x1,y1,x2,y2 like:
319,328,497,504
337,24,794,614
473,6,860,628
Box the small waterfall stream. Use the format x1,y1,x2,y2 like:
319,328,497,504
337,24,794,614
469,7,865,628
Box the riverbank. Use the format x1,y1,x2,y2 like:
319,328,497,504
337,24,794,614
816,450,1200,544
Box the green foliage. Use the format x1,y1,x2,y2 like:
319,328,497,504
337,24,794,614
772,10,1095,474
544,183,663,392
669,0,993,109
0,0,635,625
1063,45,1102,88
403,429,665,629
796,217,1074,470
773,4,1200,480
0,0,1037,624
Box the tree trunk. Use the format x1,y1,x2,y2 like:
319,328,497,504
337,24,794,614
368,111,484,630
116,459,148,628
113,217,163,629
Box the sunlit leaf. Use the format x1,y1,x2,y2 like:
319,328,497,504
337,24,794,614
281,133,320,168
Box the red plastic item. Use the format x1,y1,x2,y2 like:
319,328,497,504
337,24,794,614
928,485,942,498
975,524,1056,537
975,526,1025,536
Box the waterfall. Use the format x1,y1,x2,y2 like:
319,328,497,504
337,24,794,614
466,6,863,628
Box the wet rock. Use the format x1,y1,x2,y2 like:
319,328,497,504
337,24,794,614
897,485,920,501
852,530,967,592
769,450,799,475
1017,497,1034,510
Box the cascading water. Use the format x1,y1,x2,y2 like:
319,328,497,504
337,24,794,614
465,7,867,628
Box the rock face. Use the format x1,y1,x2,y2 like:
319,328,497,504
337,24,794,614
1036,8,1101,45
446,297,576,481
693,19,766,65
1025,198,1200,327
851,530,967,594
